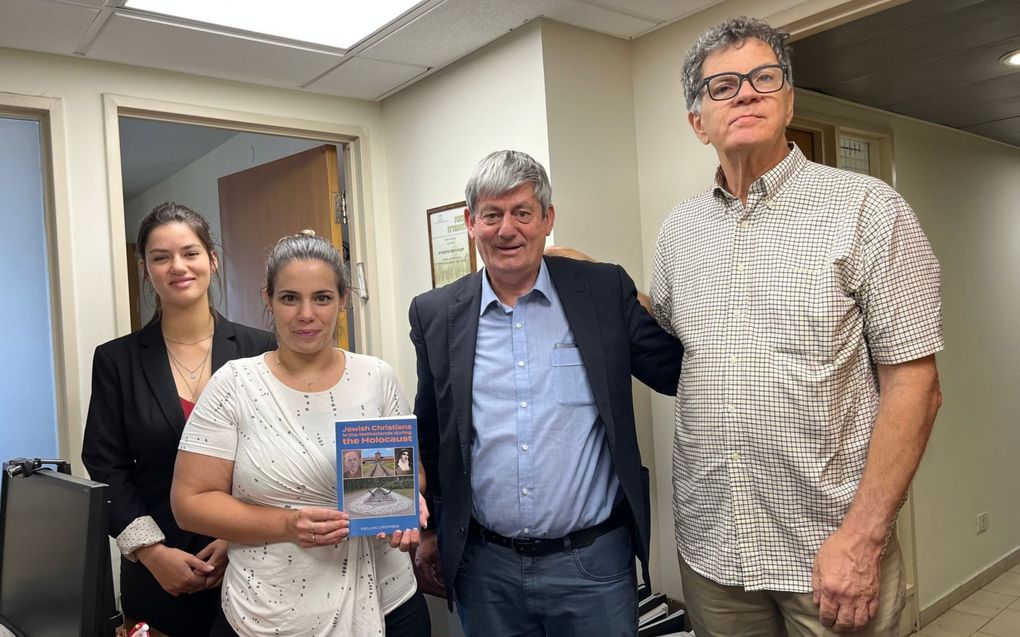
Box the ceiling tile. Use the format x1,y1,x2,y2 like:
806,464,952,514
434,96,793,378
304,57,429,101
884,74,1020,128
0,0,98,55
540,2,657,39
963,115,1020,147
794,0,1020,89
86,12,343,88
569,0,726,26
52,0,107,7
813,36,1020,109
360,0,547,67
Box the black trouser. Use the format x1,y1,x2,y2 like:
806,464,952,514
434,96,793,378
208,589,431,637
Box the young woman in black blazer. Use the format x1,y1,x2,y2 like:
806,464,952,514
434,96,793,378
83,203,274,636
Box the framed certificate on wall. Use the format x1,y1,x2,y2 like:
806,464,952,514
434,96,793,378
427,201,476,288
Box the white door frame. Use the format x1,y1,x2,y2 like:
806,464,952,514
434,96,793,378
101,94,382,356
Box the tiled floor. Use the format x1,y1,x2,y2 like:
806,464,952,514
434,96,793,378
912,565,1020,637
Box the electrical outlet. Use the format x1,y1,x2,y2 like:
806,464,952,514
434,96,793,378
976,511,990,534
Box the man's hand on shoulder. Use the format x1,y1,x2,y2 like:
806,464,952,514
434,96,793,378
811,528,883,632
544,245,595,262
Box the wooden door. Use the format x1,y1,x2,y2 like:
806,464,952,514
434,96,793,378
787,126,818,162
218,144,350,349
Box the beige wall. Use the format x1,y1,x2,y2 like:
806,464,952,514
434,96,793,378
380,21,550,397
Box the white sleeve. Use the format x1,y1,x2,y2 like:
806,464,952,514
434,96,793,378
115,515,165,561
179,361,240,461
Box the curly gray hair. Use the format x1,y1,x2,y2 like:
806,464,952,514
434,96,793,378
681,16,793,114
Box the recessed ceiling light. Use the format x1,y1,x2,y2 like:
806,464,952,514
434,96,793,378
999,49,1020,67
122,0,423,50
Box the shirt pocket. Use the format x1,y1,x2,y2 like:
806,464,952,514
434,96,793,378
766,261,857,364
551,344,595,406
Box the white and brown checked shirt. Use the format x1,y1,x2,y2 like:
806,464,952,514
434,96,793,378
650,145,943,593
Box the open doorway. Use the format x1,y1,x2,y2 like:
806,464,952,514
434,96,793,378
117,115,359,352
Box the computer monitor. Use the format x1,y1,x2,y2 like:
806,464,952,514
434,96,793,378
0,459,120,637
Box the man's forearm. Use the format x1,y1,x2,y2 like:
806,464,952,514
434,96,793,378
840,355,941,543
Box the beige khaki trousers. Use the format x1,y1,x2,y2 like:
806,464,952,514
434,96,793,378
678,537,906,637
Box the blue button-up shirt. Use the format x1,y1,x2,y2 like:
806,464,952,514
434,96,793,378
470,259,619,538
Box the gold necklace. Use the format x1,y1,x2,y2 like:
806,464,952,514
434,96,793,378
163,316,215,346
166,343,211,380
274,350,340,389
168,352,205,400
164,332,213,346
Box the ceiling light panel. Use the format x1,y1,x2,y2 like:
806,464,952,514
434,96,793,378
123,0,423,50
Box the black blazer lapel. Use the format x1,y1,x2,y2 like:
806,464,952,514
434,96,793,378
210,313,241,372
447,274,483,470
138,319,185,437
547,259,617,445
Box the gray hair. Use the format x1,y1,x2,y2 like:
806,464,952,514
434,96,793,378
464,150,552,218
264,230,347,298
682,16,793,114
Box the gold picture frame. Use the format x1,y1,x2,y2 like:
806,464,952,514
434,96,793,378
427,201,476,288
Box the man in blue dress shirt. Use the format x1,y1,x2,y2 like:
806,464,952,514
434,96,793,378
409,150,683,636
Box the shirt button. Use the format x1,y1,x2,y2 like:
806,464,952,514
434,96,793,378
730,355,738,364
521,444,529,451
517,360,525,367
520,401,528,408
735,263,745,273
725,404,736,414
522,527,529,534
739,220,749,229
730,451,741,461
515,322,523,329
521,488,529,495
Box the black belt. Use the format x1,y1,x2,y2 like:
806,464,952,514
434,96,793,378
470,506,628,557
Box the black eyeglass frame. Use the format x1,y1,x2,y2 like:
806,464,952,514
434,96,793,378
697,64,789,101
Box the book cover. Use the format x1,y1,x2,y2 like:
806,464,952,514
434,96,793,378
637,609,687,637
336,415,419,536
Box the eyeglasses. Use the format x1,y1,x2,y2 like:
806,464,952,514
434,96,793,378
698,64,788,102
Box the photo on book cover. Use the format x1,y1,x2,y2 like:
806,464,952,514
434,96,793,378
336,416,419,536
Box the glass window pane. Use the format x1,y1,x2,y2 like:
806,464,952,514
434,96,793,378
0,116,59,463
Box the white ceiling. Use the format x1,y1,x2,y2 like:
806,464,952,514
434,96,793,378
0,0,727,101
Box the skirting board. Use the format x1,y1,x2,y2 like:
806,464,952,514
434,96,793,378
919,545,1020,627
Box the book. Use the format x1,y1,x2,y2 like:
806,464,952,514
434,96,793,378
638,602,668,626
336,415,420,536
638,609,687,637
637,593,666,617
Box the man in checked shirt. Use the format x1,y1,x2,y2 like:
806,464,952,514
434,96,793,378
650,16,943,637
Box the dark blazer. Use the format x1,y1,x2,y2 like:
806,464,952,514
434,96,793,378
82,313,274,634
409,256,683,601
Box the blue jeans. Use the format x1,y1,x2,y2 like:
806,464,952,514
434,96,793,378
454,524,638,637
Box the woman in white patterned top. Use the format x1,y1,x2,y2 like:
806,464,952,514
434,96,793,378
171,231,430,637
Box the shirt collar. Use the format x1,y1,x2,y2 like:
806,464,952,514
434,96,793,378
479,258,553,316
712,142,806,203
